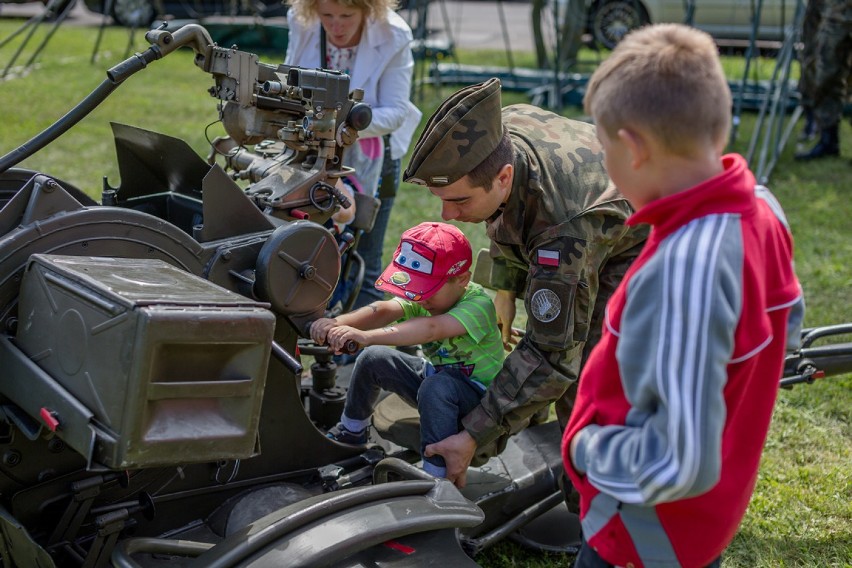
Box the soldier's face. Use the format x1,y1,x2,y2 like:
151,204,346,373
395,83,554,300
429,169,512,224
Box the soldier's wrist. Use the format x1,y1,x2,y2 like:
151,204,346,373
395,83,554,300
462,407,503,447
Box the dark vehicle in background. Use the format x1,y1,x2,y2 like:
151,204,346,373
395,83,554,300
82,0,286,27
588,0,799,49
0,0,74,17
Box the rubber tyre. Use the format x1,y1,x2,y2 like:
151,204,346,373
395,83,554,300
111,0,155,27
589,0,650,49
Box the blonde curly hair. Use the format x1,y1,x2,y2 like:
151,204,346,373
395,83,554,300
287,0,399,25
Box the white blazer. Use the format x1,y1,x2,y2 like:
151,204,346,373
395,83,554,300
285,9,422,161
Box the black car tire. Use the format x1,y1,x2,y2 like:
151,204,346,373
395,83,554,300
588,0,650,49
43,0,75,16
111,0,156,27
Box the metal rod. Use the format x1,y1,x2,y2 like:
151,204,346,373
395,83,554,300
0,79,119,174
496,0,516,75
731,0,765,145
463,490,564,554
749,0,805,183
271,341,303,375
0,12,37,50
1,5,45,79
90,0,115,63
0,24,213,174
22,0,77,71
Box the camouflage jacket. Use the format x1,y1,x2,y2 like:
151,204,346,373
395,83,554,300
462,104,648,447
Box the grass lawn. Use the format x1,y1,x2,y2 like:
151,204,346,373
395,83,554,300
0,21,850,568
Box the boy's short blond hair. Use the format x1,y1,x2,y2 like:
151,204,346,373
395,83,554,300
584,24,732,157
288,0,398,25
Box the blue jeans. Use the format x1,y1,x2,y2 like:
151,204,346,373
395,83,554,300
343,346,485,471
349,157,400,310
573,539,722,568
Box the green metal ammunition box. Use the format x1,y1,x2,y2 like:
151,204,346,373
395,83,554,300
13,255,275,469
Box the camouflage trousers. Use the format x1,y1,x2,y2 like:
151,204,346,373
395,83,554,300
802,0,852,128
798,0,826,108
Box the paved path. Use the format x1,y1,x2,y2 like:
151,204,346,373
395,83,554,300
401,1,536,53
0,0,537,52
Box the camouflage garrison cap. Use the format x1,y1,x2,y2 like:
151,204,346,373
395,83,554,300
404,78,503,187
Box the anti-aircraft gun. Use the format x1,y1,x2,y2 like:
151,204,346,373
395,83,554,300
0,22,848,568
0,24,495,567
0,21,597,568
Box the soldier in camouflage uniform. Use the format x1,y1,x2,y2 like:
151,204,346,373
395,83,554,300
797,0,825,143
403,78,648,487
795,0,851,160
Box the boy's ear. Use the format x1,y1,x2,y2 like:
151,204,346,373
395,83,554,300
618,127,649,169
457,271,472,287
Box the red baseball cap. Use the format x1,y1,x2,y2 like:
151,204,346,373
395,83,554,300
375,222,472,301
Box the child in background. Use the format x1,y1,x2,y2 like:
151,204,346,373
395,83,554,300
311,222,505,481
562,24,805,568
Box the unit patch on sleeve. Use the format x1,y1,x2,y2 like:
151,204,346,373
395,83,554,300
530,288,561,323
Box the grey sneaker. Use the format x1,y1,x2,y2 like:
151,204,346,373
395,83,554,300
326,423,368,445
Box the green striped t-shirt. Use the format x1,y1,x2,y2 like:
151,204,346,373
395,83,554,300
396,282,505,386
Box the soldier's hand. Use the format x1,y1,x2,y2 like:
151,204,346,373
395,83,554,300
494,290,519,350
424,430,477,489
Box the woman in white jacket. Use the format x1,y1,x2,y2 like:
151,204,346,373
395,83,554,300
285,0,422,311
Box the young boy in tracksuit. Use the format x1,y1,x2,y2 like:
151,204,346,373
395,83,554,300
562,24,805,568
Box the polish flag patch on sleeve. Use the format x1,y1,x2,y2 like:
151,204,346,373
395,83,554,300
537,249,560,267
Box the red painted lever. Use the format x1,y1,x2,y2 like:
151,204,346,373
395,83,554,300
39,408,60,432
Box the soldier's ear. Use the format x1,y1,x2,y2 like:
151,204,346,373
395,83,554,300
494,163,513,201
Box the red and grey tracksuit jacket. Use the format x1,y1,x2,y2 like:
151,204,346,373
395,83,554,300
562,153,804,567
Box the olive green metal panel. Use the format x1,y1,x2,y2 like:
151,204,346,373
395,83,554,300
111,122,212,201
472,247,493,289
14,254,275,470
0,505,55,568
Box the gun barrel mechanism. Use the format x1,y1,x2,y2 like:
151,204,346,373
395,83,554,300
0,24,498,568
201,46,372,221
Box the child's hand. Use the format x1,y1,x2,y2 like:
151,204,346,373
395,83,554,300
569,434,579,468
310,318,338,345
326,326,368,353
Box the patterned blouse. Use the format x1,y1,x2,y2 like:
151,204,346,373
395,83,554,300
325,43,358,74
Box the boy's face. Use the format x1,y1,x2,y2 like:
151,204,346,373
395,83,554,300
597,118,727,208
596,124,631,195
415,274,469,315
596,122,650,209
